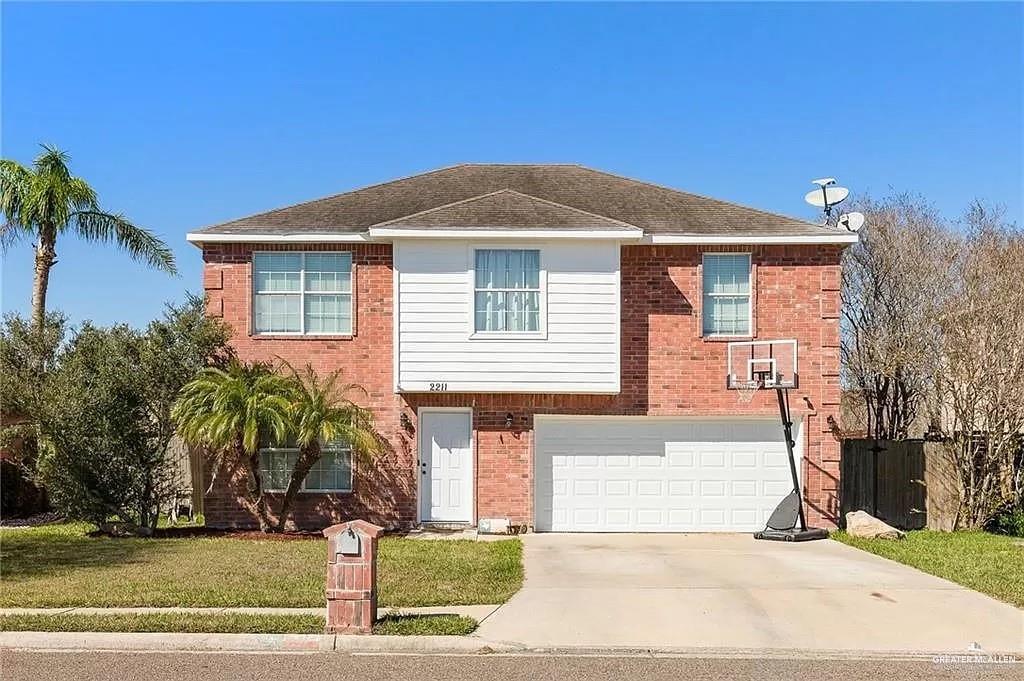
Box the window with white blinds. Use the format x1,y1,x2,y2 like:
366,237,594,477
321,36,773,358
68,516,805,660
474,249,542,333
253,252,352,335
702,254,752,336
258,438,353,492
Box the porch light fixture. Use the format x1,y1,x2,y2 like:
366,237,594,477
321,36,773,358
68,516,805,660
505,413,514,428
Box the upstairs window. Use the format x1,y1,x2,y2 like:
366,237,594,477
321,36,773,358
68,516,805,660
702,253,752,336
253,252,352,335
474,249,541,333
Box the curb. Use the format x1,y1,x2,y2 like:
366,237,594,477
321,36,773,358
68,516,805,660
3,632,1020,661
0,631,522,655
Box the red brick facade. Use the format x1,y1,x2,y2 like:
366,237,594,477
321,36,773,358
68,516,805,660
201,242,842,530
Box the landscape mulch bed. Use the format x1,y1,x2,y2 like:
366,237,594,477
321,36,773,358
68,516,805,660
91,527,324,540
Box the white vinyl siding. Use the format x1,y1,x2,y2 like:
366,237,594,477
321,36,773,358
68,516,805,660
253,252,352,335
474,249,541,333
395,240,620,393
702,254,751,336
258,440,353,492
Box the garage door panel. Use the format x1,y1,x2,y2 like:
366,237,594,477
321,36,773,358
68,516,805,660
535,417,801,532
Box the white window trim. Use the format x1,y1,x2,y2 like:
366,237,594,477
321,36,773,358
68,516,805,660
701,252,753,338
467,244,548,340
251,251,354,336
258,444,354,493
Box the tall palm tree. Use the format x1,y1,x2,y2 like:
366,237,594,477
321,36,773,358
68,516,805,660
0,144,177,333
172,360,292,532
276,363,382,532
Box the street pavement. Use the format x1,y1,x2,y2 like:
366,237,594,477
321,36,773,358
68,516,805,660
3,651,1020,681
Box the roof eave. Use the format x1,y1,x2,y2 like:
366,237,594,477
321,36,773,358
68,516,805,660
646,233,859,245
185,231,374,246
185,228,857,247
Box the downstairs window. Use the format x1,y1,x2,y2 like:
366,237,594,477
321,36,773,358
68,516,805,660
258,439,353,492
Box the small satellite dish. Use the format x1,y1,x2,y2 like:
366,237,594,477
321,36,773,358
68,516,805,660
804,186,849,208
838,212,865,232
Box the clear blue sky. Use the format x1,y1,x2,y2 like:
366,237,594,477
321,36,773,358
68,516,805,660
3,2,1021,328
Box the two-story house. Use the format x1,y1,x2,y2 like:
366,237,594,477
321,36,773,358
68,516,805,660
188,164,856,532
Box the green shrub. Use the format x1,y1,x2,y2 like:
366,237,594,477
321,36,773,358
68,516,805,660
985,503,1024,537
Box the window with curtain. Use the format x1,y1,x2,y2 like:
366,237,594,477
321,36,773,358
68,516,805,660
702,254,752,336
258,438,353,492
474,249,541,333
253,252,352,335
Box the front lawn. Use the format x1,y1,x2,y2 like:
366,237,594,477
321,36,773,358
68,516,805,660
372,614,477,636
0,523,522,608
833,530,1024,608
0,612,324,634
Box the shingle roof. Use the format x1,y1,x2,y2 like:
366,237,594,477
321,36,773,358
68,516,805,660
193,164,832,237
373,189,642,232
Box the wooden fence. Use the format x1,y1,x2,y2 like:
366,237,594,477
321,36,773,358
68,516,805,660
840,439,930,530
840,439,961,530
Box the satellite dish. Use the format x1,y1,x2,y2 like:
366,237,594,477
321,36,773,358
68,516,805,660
804,186,849,208
838,212,865,232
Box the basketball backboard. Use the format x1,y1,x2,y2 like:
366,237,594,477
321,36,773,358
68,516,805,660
726,339,799,390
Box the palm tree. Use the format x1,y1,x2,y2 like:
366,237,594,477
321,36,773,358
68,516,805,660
172,360,292,532
0,144,177,333
276,363,382,532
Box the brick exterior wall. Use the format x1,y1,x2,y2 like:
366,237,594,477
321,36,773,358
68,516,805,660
201,242,842,530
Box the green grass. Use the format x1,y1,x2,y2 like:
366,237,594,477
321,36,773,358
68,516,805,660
0,523,523,609
833,530,1024,608
372,614,477,636
0,612,478,635
0,613,324,634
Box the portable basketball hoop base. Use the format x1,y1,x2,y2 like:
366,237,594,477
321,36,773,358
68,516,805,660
726,339,829,543
752,388,829,543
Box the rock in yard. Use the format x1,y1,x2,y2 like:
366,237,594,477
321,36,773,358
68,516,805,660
845,510,906,540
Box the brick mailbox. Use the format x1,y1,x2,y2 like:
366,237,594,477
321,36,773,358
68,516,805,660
323,519,383,634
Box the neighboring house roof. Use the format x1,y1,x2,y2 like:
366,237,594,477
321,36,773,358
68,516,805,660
188,164,855,243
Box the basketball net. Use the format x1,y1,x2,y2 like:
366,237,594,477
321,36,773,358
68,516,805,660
736,378,763,404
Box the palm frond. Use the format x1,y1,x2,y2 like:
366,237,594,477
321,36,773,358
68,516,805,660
0,159,32,231
33,145,73,181
73,210,178,275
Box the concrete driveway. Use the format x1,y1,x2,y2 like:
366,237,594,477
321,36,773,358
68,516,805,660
476,533,1024,654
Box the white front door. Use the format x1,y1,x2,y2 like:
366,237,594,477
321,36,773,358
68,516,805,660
419,410,473,523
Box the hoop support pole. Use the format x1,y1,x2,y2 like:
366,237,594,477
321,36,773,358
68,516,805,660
776,387,807,532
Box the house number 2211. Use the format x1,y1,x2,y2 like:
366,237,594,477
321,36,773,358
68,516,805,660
428,382,448,392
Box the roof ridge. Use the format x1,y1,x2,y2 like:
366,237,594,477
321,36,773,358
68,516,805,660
455,162,584,167
573,165,830,231
371,188,643,230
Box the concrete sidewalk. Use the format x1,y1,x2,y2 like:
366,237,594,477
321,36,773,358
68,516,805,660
0,605,501,621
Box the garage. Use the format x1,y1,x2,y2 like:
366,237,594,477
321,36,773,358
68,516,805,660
534,416,801,532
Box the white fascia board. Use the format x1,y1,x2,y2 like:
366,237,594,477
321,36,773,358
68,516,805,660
397,384,621,395
186,231,374,245
369,228,643,240
646,233,859,245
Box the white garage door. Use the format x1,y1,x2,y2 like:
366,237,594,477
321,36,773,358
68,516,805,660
534,417,801,532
